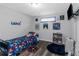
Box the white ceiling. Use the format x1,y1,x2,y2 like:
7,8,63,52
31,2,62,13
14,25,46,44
0,3,70,17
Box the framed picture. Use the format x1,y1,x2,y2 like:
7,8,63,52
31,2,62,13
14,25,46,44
43,23,48,29
60,15,64,20
53,23,60,30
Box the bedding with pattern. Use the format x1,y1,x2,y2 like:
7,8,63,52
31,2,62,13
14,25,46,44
0,32,39,56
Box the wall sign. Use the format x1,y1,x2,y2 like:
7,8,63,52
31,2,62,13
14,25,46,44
11,21,21,25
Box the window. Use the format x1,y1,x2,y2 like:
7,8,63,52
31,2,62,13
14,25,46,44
41,17,56,22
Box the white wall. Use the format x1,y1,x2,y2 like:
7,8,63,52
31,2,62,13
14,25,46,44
71,3,79,56
75,16,79,56
34,12,72,42
0,5,34,40
71,18,77,41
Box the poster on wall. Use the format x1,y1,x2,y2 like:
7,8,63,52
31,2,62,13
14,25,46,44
43,23,48,29
60,15,64,20
53,23,60,30
35,23,39,30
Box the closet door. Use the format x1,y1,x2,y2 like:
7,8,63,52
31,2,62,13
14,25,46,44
39,22,52,42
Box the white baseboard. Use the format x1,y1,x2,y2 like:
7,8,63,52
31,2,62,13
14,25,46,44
39,38,52,42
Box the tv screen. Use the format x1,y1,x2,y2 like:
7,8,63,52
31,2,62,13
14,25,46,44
67,4,73,20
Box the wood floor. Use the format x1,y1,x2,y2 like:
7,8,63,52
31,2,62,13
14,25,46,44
19,40,59,56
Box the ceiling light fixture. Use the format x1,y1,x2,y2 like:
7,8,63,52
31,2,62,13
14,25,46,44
30,3,40,8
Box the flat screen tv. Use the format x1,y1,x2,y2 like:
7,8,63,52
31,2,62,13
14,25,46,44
67,4,73,20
